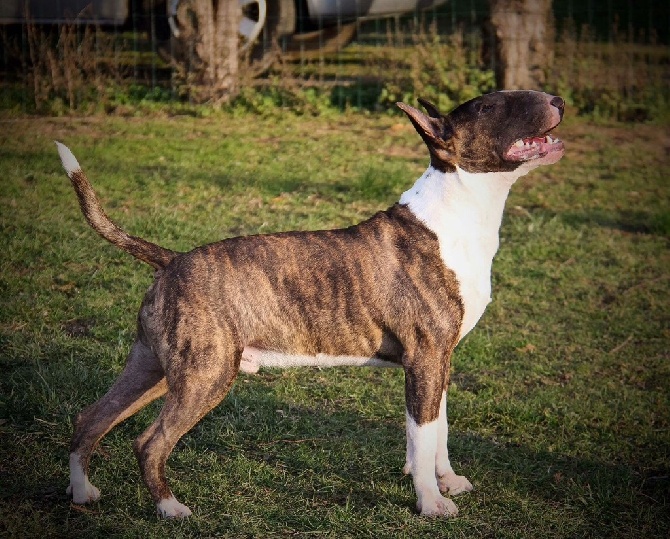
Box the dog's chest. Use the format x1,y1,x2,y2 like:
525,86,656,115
436,221,497,339
400,167,514,340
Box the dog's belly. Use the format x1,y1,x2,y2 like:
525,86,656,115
240,331,404,373
239,347,401,373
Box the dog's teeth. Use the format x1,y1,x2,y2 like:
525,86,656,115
514,139,524,148
546,135,553,143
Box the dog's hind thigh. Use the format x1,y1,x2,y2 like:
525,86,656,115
133,348,240,518
67,340,167,504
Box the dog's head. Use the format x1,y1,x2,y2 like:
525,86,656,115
397,91,565,174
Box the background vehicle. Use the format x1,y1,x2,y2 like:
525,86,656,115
0,0,448,63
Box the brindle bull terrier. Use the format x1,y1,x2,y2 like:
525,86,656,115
56,90,565,518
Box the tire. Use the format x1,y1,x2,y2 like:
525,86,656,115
245,0,296,71
154,0,297,75
283,22,357,60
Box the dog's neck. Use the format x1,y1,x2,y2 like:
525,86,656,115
399,164,526,258
399,164,528,339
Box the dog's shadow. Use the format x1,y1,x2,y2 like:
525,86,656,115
179,375,412,510
156,373,665,518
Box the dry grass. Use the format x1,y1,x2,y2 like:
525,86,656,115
1,19,129,113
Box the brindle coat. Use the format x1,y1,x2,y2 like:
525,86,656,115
58,90,565,517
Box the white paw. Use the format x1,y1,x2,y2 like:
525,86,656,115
240,348,261,374
402,461,411,475
437,472,473,496
66,481,101,504
238,358,260,374
157,496,192,518
417,492,459,518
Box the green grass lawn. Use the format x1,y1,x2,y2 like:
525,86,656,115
0,108,668,538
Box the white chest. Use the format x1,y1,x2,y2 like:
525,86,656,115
400,166,517,341
437,231,495,339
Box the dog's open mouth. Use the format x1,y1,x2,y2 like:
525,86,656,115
505,132,564,162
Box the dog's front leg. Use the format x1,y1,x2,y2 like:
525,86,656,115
435,390,473,496
404,358,458,517
404,389,473,497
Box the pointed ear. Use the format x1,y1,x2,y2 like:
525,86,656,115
396,102,455,171
417,97,442,118
396,102,444,146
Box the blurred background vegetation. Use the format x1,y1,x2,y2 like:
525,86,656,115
0,0,668,120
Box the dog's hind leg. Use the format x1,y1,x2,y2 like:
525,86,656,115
132,347,240,518
67,340,167,504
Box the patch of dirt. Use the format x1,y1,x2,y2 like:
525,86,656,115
62,318,95,338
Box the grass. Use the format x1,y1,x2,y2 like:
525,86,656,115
0,107,668,538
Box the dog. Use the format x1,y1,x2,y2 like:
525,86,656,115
56,90,564,518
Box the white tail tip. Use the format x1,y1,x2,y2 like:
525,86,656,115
55,141,81,176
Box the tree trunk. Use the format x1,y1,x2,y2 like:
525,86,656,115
489,0,554,90
216,0,239,99
174,0,240,103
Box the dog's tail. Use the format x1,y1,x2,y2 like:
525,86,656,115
55,142,179,270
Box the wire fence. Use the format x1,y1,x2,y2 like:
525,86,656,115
1,0,668,119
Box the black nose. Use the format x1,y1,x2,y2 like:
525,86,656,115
551,96,565,117
549,96,565,113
